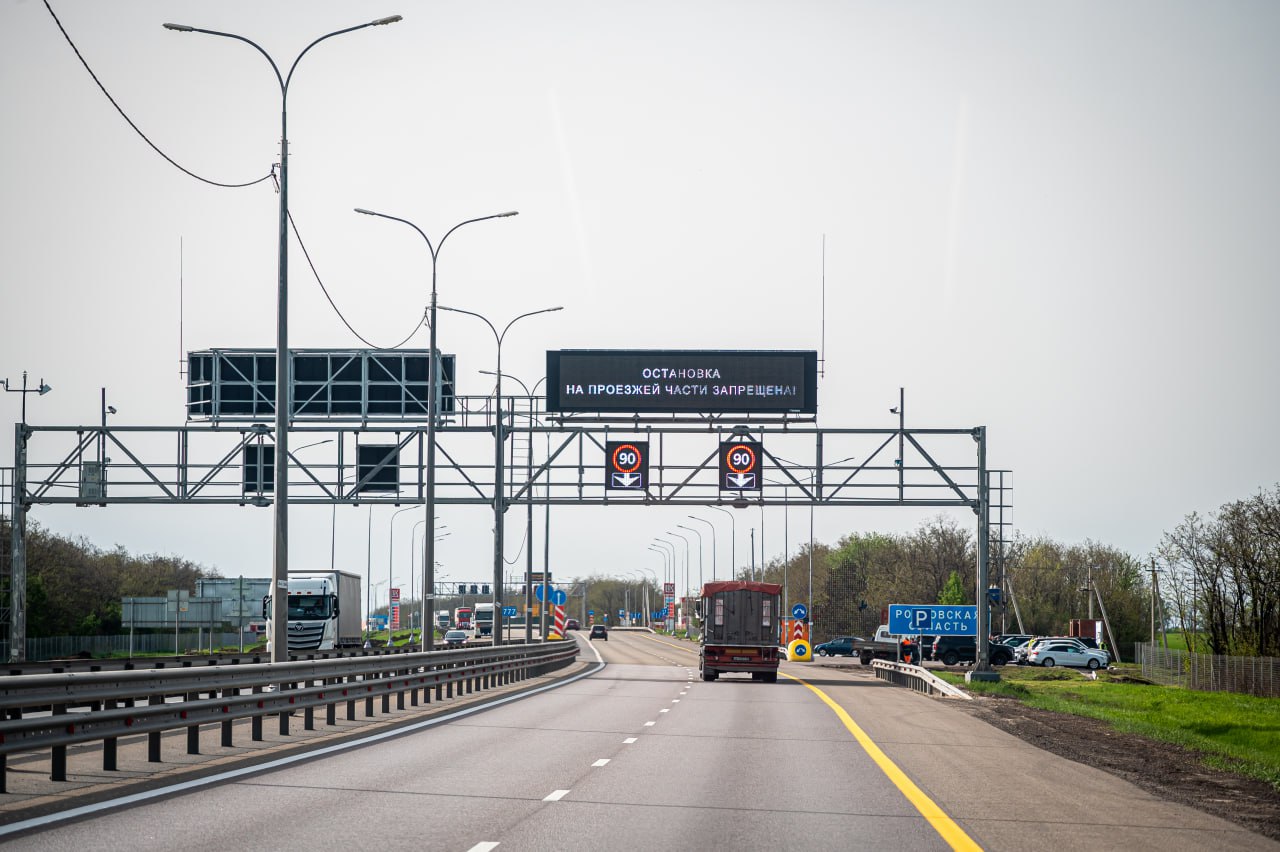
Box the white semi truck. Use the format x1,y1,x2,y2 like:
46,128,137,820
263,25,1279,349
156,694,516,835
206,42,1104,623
263,570,363,652
474,602,495,637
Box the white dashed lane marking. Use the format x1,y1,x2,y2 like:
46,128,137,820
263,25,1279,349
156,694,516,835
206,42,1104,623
543,790,570,802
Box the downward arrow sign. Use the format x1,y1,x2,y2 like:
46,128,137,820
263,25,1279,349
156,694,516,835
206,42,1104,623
727,473,756,489
612,472,642,488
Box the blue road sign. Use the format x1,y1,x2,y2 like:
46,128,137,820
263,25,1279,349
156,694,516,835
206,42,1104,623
551,589,567,606
792,603,808,620
887,604,977,636
534,584,545,602
502,606,517,617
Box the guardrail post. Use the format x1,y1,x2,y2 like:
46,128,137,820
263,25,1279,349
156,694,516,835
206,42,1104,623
251,686,264,742
148,695,163,761
279,683,291,736
186,692,200,754
51,703,67,781
102,699,119,770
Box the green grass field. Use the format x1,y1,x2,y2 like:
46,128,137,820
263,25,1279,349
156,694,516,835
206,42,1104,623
937,666,1280,790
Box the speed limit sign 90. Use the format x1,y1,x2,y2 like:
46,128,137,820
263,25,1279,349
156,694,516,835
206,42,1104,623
719,440,763,491
605,441,648,490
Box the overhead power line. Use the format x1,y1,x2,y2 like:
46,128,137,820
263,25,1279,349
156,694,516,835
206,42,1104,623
43,0,272,189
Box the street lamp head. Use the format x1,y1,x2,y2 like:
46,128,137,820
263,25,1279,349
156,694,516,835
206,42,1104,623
162,22,195,32
38,382,52,395
498,211,519,217
354,207,377,216
371,15,403,26
106,405,117,415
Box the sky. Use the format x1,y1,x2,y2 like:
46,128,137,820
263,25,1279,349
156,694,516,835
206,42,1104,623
2,1,1278,604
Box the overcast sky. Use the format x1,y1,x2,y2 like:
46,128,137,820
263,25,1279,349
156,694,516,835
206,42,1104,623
3,1,1277,602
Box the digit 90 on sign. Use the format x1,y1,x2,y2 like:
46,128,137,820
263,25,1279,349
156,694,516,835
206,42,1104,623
613,444,642,472
726,446,755,473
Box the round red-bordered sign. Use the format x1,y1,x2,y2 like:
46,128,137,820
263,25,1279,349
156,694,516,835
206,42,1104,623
612,443,643,474
724,444,756,474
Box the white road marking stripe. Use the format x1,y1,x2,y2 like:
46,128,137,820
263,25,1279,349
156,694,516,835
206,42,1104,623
592,758,610,767
659,708,670,713
623,737,637,744
0,655,609,839
543,790,570,802
644,721,656,726
672,699,680,703
468,844,500,852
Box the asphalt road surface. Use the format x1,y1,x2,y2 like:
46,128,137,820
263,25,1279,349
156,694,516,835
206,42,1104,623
4,630,1275,851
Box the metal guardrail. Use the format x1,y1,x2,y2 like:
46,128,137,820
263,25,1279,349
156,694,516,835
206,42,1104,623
0,640,577,793
872,659,971,699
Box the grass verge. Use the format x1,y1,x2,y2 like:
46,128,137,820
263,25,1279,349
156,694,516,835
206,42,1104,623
936,666,1280,791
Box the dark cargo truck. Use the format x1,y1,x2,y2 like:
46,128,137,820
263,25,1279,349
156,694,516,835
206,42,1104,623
696,581,783,682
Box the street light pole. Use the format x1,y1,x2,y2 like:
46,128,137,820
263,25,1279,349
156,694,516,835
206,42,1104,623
708,505,736,582
647,545,671,629
166,14,402,664
676,523,704,597
687,516,716,584
387,505,417,646
482,371,546,645
353,208,518,649
440,306,563,646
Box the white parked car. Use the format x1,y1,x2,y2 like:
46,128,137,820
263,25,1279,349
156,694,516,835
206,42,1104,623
1025,640,1109,670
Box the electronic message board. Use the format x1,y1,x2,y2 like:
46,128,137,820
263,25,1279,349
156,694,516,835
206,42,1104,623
546,350,817,414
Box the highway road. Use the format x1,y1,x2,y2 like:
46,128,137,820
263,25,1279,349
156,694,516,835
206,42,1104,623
4,629,1275,851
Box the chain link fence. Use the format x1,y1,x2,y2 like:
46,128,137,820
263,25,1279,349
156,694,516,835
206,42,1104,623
20,632,250,661
1135,642,1278,698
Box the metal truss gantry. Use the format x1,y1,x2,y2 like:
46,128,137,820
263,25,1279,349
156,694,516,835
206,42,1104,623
7,396,998,664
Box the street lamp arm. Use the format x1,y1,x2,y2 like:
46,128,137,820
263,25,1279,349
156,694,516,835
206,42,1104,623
439,305,499,344
285,16,403,91
164,25,285,92
438,211,518,260
500,307,563,343
354,208,436,256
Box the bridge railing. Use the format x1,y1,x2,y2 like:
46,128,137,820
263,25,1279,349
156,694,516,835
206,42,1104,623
0,640,577,793
871,659,971,699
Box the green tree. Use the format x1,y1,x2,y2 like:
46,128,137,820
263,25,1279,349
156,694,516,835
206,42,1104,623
937,570,966,605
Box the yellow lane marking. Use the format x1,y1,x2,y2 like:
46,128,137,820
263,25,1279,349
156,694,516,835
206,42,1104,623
783,672,982,852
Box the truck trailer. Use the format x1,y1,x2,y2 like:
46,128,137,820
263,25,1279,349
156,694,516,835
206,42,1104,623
263,570,363,652
697,581,783,682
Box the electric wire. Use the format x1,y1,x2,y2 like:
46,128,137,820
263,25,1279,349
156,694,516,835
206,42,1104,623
286,205,426,350
42,0,273,189
45,0,421,351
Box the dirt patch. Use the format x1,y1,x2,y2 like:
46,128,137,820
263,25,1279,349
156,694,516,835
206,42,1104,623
954,693,1280,842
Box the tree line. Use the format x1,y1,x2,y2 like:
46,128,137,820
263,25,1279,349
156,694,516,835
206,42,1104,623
7,484,1277,656
0,520,213,636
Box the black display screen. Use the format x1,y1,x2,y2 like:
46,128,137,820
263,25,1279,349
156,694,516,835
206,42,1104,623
546,350,817,414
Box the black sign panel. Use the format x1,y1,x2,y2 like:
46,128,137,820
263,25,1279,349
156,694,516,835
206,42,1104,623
719,440,763,491
356,444,400,492
546,350,817,414
605,440,649,490
187,349,456,421
242,445,274,493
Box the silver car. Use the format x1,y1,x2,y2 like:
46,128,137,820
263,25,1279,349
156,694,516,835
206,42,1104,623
1025,640,1108,670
